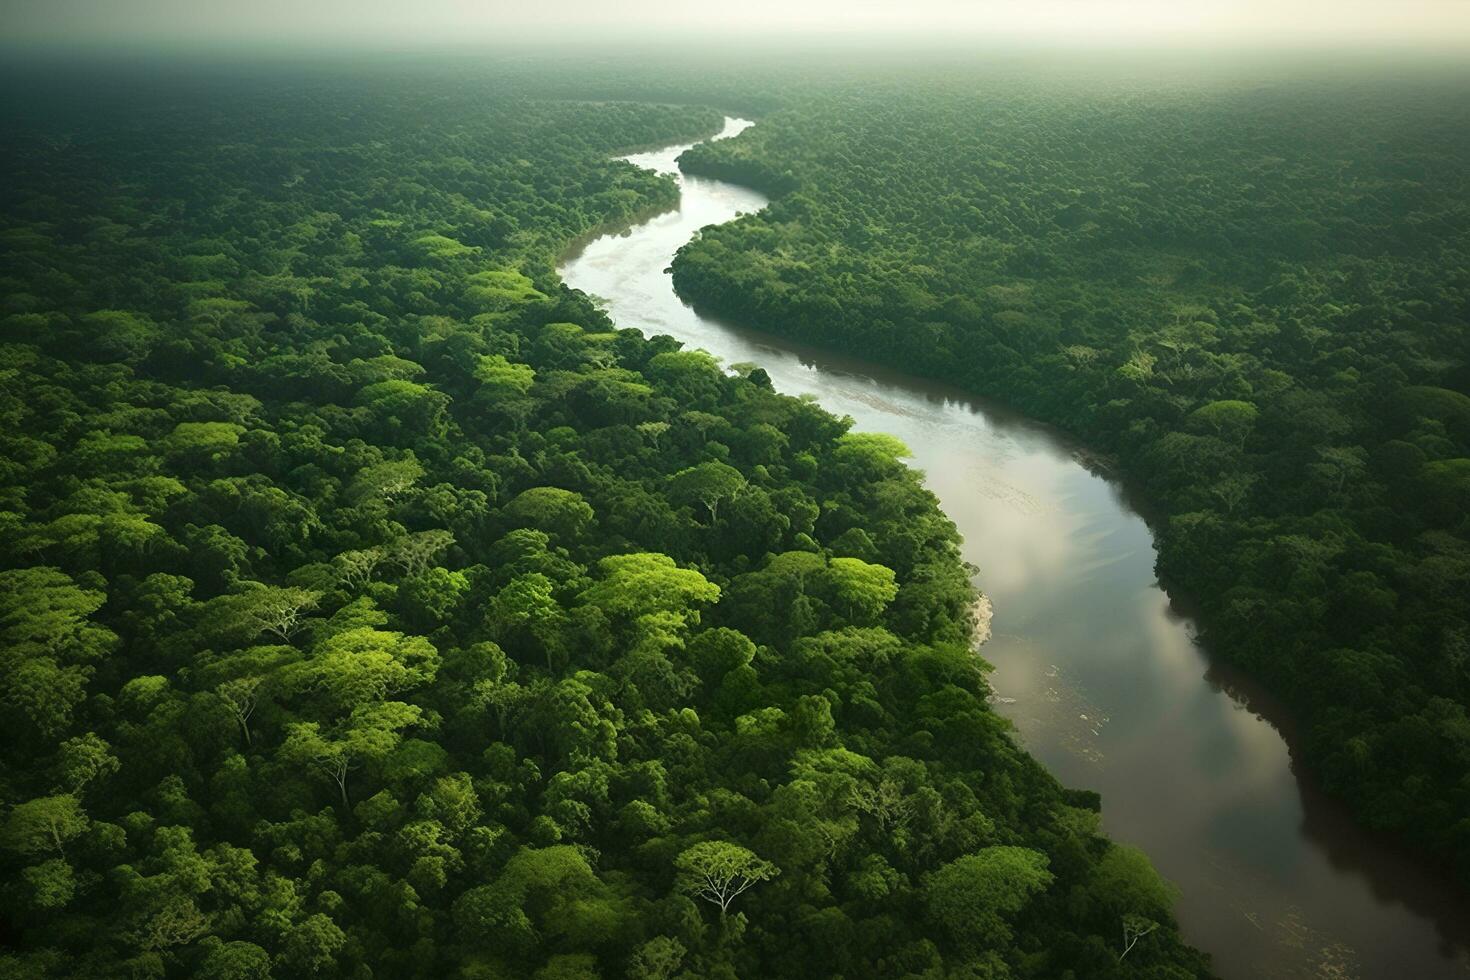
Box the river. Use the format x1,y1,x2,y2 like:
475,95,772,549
557,116,1470,980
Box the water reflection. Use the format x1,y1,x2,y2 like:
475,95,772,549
559,117,1470,980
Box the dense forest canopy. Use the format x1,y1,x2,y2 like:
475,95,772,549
0,64,1213,978
669,68,1470,882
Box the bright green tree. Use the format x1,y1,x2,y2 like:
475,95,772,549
675,841,779,917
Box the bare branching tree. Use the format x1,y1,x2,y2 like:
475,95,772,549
1119,913,1160,961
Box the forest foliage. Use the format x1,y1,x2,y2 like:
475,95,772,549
0,66,1212,978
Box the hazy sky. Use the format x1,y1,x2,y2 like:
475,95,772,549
5,0,1469,49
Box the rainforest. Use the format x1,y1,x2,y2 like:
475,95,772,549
1,15,1469,980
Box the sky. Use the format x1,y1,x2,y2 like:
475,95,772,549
4,0,1469,50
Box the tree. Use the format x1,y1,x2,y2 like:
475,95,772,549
454,845,627,953
464,268,545,310
20,858,75,910
475,353,537,395
468,645,526,735
924,847,1053,949
521,674,620,765
282,702,422,807
400,566,470,629
54,733,120,793
217,676,265,747
197,938,273,980
1397,385,1470,443
188,296,257,333
2,794,89,856
688,627,756,684
502,487,595,542
140,897,211,952
669,461,746,523
1313,445,1368,495
197,645,300,748
821,557,898,623
647,349,724,402
1088,843,1178,921
387,530,456,577
490,573,565,669
675,841,779,916
1120,913,1161,961
833,431,912,472
847,771,914,834
1421,457,1470,524
333,547,387,589
0,567,116,741
163,421,246,464
298,627,440,716
282,913,347,975
579,554,720,628
627,937,686,980
1188,400,1258,445
67,429,150,476
1209,473,1256,514
76,309,159,361
281,723,354,808
182,523,253,590
636,420,670,449
347,457,425,505
354,379,450,442
225,584,322,642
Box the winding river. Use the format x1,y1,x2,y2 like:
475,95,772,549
558,117,1470,979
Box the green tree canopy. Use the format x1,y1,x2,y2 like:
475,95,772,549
675,841,780,915
925,847,1054,949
